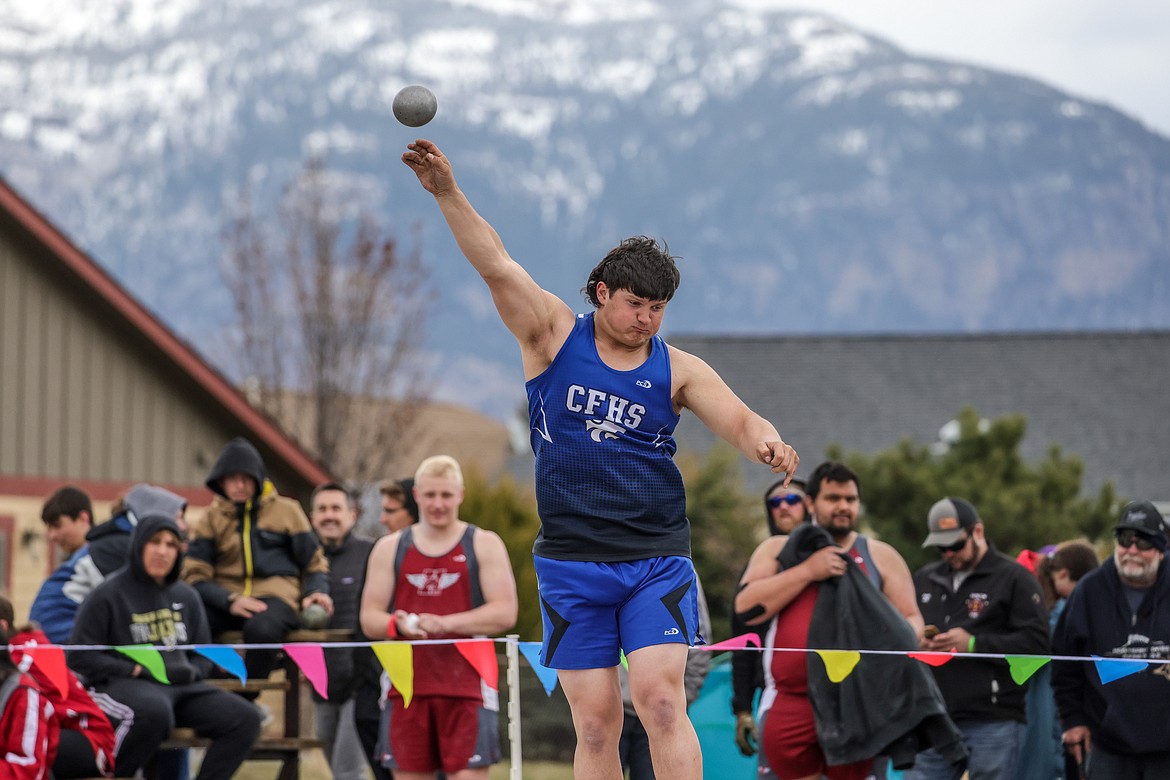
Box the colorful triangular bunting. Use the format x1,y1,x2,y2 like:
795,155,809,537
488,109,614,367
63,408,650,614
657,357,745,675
455,639,499,690
1093,656,1148,684
283,644,328,699
20,643,70,697
1006,655,1050,685
193,646,247,684
373,643,414,707
702,633,762,652
815,650,861,683
908,651,955,668
518,642,558,696
114,645,169,683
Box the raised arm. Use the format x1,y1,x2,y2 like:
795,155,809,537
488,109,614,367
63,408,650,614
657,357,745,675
402,139,574,374
416,529,518,637
670,347,798,481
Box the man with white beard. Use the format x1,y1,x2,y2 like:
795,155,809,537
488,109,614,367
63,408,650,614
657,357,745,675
1053,500,1170,778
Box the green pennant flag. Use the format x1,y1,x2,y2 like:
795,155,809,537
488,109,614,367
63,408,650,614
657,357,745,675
619,649,628,670
114,645,170,684
1006,655,1050,685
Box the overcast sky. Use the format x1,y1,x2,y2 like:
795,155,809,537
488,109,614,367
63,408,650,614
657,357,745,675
732,0,1170,137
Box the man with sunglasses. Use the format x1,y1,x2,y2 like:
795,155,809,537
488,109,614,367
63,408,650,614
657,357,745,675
1052,500,1170,779
729,479,809,773
736,462,924,780
907,497,1049,780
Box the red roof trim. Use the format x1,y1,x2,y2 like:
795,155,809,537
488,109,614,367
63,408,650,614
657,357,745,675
0,474,214,506
0,178,331,486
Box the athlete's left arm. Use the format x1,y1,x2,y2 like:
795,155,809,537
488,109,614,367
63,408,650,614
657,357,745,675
870,540,926,638
669,346,798,480
417,530,519,637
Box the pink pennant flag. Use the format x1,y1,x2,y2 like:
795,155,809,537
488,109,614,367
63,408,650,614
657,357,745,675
702,633,762,652
909,651,955,667
22,644,70,698
455,639,499,690
283,644,329,699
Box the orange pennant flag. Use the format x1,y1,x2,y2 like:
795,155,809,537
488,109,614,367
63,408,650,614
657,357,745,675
455,639,499,690
22,644,70,698
908,651,955,667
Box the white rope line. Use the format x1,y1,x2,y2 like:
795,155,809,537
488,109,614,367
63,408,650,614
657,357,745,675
9,639,1160,665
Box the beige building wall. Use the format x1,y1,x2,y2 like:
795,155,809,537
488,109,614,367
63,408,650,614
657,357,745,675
0,495,116,620
1,230,260,487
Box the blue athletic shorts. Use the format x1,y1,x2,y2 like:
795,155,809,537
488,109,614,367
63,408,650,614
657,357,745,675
533,555,702,669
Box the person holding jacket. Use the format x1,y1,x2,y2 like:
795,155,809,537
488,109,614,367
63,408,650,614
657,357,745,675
182,436,332,685
1053,501,1170,778
68,513,261,779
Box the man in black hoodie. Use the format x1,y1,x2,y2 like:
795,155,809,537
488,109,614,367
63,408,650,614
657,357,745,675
1053,501,1170,778
69,513,261,779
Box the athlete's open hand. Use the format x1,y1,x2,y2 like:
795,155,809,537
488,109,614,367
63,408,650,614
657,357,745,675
758,438,799,479
402,139,455,196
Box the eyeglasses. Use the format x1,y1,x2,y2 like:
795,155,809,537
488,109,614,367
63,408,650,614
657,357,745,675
767,494,804,508
1115,531,1156,552
936,535,970,554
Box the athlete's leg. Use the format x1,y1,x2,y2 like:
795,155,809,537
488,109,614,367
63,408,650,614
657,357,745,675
448,769,489,780
559,666,624,780
626,643,701,780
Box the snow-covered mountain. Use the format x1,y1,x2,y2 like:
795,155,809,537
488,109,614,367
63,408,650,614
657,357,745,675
3,0,1169,417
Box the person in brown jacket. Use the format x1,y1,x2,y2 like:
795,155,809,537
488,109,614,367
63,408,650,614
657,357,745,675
182,437,332,688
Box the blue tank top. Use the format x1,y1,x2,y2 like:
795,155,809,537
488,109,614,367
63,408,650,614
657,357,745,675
526,312,689,561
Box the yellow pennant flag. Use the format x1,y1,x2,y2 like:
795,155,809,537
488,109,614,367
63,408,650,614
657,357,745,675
815,650,861,683
373,642,414,708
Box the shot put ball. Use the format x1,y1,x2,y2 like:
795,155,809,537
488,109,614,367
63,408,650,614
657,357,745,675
393,85,437,127
299,603,330,629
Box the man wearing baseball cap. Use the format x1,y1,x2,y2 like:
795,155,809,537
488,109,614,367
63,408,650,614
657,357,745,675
906,497,1049,780
1053,500,1170,778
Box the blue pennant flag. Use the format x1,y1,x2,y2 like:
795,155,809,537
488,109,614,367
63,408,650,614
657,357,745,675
1093,656,1148,684
193,645,248,684
518,642,558,696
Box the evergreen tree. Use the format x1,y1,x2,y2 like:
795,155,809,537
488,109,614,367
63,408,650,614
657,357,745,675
829,407,1121,572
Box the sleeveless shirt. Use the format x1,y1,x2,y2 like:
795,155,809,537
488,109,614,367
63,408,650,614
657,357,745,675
525,312,689,562
391,524,485,700
765,535,884,693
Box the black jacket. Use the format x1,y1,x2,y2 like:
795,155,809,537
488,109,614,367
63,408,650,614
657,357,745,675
69,514,213,687
783,524,966,769
315,531,375,702
1052,556,1170,755
913,543,1050,722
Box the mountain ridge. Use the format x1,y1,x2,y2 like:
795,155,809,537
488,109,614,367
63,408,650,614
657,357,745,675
2,0,1167,417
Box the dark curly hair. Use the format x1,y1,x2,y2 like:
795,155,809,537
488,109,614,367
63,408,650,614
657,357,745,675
581,236,681,307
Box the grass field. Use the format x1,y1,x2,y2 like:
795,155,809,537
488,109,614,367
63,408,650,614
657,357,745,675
231,754,575,779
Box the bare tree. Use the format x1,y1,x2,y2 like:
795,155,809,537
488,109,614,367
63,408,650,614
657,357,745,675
222,156,432,485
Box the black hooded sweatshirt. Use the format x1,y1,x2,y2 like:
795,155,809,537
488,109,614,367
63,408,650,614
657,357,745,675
69,514,212,687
